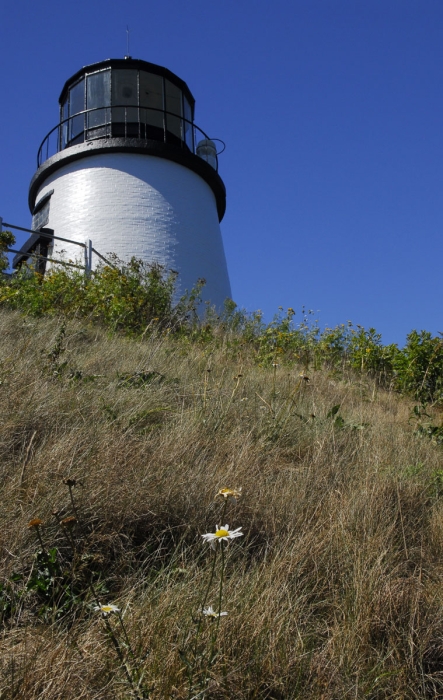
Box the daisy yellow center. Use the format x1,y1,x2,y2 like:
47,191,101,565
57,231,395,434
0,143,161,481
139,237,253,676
101,606,114,612
215,528,229,538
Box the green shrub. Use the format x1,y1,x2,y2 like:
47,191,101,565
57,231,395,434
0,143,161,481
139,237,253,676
0,229,15,272
0,256,205,335
347,326,398,384
392,330,443,404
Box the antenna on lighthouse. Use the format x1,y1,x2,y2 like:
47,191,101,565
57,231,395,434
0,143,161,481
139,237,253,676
125,26,131,59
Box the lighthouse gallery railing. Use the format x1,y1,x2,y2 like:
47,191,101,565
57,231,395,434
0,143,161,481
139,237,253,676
37,106,223,171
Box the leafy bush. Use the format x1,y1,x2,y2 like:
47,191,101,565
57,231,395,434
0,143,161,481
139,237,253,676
392,330,443,404
0,255,205,334
0,229,15,272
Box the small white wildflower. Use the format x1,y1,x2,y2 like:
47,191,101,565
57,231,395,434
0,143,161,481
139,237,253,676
94,603,120,616
202,524,243,549
203,605,228,618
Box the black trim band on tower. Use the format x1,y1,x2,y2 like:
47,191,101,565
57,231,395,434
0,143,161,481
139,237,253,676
28,139,227,222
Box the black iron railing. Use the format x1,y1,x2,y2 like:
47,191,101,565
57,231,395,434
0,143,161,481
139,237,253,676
37,105,223,170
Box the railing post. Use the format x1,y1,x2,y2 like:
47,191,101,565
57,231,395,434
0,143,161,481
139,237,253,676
84,238,93,276
88,239,93,273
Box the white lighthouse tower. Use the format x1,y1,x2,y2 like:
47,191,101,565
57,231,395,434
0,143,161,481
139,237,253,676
18,57,231,307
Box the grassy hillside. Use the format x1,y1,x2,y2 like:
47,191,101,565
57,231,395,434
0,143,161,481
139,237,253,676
1,306,443,699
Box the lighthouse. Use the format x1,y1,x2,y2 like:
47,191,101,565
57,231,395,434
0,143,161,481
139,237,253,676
18,57,231,307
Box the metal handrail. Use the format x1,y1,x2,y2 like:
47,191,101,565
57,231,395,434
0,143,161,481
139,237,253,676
1,219,118,272
37,105,220,169
6,250,85,270
2,222,86,248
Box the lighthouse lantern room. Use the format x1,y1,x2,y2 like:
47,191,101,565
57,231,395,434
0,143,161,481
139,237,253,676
16,58,231,307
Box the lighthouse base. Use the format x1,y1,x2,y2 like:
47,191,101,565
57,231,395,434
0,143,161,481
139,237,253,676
29,152,231,309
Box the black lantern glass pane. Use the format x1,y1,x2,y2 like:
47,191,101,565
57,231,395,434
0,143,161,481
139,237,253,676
87,70,111,128
69,80,85,141
70,114,84,141
69,79,85,116
139,71,163,131
112,69,138,125
183,97,193,150
61,100,69,148
165,79,182,142
140,71,163,128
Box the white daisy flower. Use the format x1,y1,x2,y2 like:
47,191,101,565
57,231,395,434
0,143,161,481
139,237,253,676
203,606,228,618
202,524,243,549
94,603,120,616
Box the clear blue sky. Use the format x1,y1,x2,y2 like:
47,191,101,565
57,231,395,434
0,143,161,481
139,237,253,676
1,0,443,345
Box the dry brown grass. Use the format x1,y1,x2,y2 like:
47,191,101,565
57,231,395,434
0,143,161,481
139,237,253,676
1,308,443,699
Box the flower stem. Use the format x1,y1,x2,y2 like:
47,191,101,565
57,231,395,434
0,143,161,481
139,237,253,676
68,484,80,521
221,498,228,525
118,612,138,663
35,526,46,555
216,543,225,633
188,540,218,695
103,617,139,695
197,547,217,631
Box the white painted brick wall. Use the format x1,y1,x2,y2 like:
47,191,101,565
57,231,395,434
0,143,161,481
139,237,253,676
34,153,231,308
